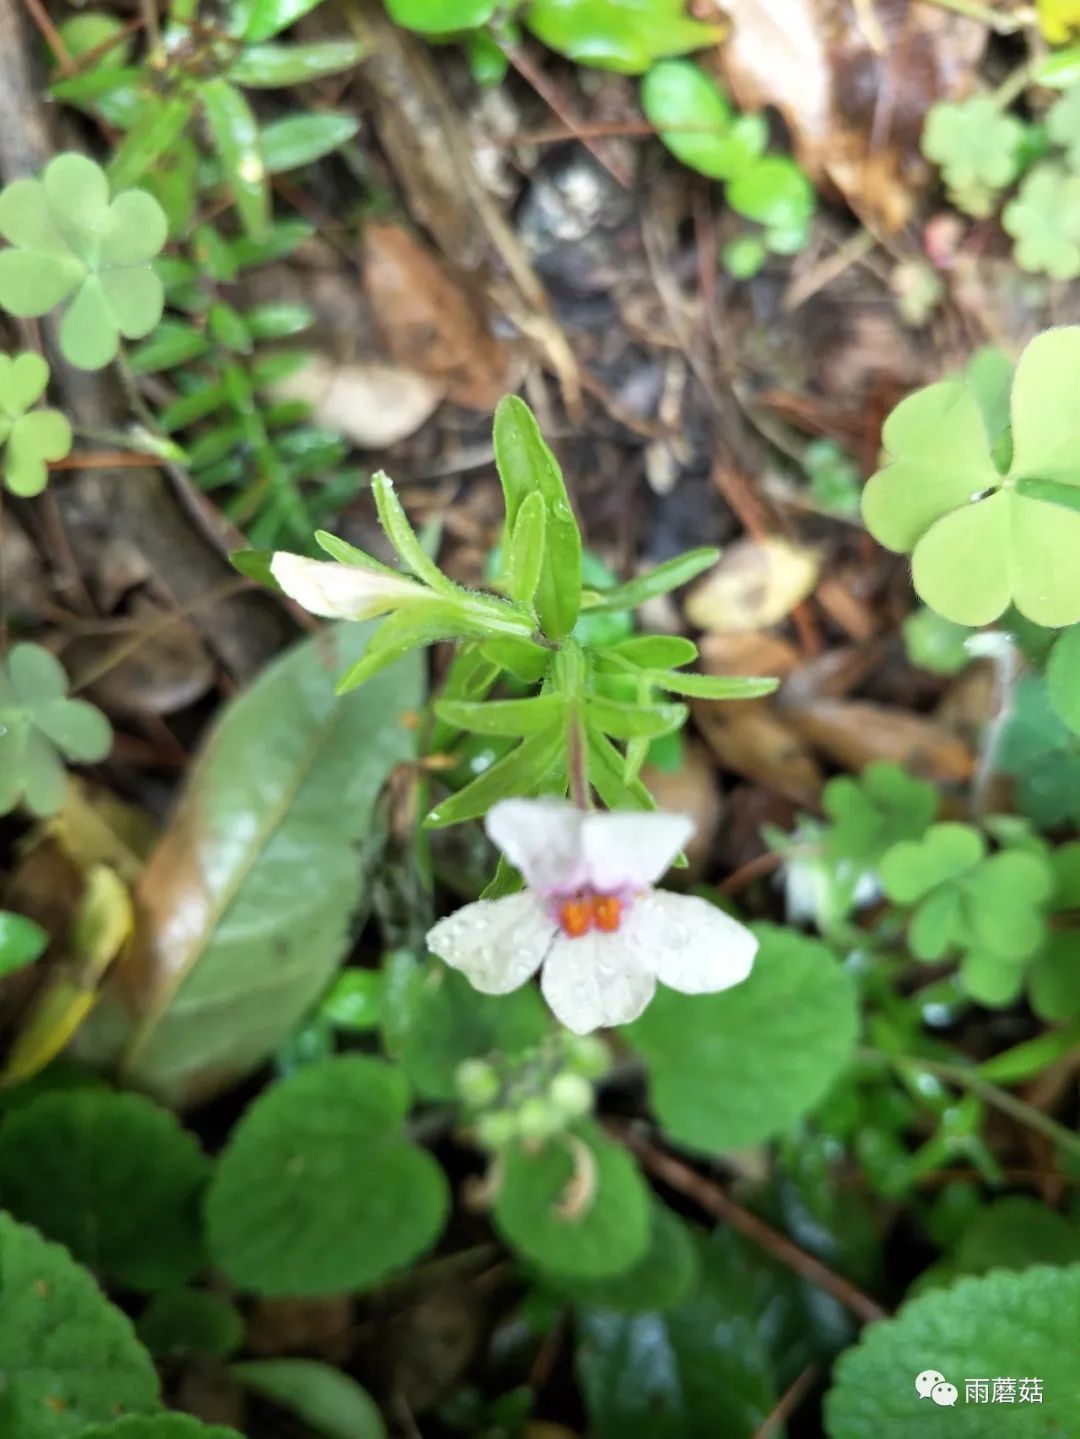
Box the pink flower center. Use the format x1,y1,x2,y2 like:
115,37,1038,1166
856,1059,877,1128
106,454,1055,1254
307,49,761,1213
556,891,623,939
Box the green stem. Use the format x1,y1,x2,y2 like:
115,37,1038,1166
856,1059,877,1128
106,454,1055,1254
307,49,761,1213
865,1047,1080,1161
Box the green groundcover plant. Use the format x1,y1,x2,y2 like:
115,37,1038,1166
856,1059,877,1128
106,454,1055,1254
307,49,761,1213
2,14,1080,1429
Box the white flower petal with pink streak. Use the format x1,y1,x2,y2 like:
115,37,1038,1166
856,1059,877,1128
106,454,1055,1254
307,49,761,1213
270,552,430,621
425,797,757,1033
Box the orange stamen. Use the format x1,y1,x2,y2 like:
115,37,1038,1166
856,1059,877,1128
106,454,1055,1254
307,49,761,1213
591,894,622,932
558,898,592,938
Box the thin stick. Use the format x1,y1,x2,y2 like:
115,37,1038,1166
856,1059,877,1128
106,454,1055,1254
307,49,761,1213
506,44,632,190
622,1132,889,1324
21,0,73,70
753,1364,820,1439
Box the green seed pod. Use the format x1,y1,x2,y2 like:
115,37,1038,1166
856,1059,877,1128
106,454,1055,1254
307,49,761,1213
455,1058,500,1108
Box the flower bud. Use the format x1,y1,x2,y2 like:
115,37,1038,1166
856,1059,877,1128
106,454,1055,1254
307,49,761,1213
563,1034,611,1079
516,1096,563,1141
475,1111,517,1149
549,1072,593,1120
455,1058,500,1108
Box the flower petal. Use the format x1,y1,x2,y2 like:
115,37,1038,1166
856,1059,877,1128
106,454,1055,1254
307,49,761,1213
581,810,693,891
624,890,756,994
540,933,655,1034
426,892,552,994
270,553,423,620
486,798,588,894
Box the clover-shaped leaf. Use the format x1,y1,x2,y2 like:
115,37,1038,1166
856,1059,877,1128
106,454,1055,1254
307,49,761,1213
0,351,71,496
1048,82,1080,170
1003,163,1080,279
922,96,1024,215
0,642,112,817
0,153,167,370
823,761,938,868
881,823,1053,1006
863,326,1080,626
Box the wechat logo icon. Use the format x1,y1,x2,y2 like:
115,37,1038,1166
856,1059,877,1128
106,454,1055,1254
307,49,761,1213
916,1370,958,1407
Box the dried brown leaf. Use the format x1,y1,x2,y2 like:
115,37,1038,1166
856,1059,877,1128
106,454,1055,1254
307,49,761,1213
272,355,445,449
719,0,986,231
685,538,820,633
785,698,973,782
694,701,824,806
363,222,516,410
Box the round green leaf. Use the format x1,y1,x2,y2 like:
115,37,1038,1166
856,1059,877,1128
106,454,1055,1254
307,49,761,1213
0,910,49,975
73,1420,243,1439
0,1211,160,1437
553,1204,698,1312
953,1196,1080,1274
8,641,68,702
493,1122,651,1279
385,0,496,33
880,823,985,904
135,1290,244,1358
60,276,119,369
33,696,112,763
525,0,724,74
726,156,815,229
205,1056,449,1296
626,924,858,1152
641,60,765,181
0,1090,210,1291
6,409,72,497
826,1265,1080,1436
231,1359,386,1439
21,727,68,816
0,351,49,412
398,966,549,1101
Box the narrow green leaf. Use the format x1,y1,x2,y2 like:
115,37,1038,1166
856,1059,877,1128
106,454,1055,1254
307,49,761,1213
586,695,687,739
231,0,327,41
976,1022,1080,1083
199,78,269,240
582,547,720,612
493,395,582,638
229,218,313,268
506,488,547,607
480,636,550,683
244,300,313,339
127,321,210,374
605,635,699,669
435,693,568,736
586,729,655,812
371,470,458,595
313,529,400,575
229,40,366,88
260,112,360,172
424,725,565,828
646,670,778,700
108,92,197,189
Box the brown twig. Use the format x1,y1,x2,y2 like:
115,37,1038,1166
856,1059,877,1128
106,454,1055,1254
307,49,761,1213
753,1363,820,1439
21,0,72,71
505,44,632,190
719,848,786,897
622,1132,889,1325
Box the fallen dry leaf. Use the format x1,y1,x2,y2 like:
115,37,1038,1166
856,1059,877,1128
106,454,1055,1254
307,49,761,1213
718,0,986,231
685,537,820,633
700,629,803,678
694,700,824,807
272,354,445,449
363,221,516,410
64,594,215,717
785,698,973,783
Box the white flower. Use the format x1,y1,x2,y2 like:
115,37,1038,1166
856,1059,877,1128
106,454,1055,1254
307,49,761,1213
426,798,757,1034
270,552,432,620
